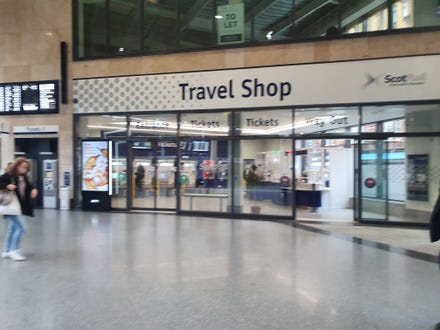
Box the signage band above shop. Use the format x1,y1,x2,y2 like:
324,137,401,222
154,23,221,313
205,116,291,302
72,55,439,114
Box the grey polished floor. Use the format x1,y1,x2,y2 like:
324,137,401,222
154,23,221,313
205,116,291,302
1,210,439,330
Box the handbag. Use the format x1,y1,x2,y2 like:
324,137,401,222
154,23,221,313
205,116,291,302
0,190,21,215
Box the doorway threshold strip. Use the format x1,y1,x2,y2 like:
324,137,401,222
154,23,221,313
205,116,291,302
130,210,177,215
287,222,438,264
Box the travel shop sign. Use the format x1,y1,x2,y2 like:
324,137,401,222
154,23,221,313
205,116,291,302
72,55,439,114
178,78,292,102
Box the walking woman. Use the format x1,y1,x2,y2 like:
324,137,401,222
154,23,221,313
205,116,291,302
0,158,38,261
430,192,440,330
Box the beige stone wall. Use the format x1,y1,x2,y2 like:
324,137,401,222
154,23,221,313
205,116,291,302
71,30,440,79
0,0,72,187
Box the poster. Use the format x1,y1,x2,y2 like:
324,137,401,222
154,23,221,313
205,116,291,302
407,154,429,201
217,3,244,45
82,141,109,192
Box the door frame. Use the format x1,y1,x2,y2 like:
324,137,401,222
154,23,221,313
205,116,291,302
128,138,179,212
14,137,58,208
293,136,358,222
358,133,393,223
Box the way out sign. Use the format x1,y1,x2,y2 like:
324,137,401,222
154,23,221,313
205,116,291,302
217,3,244,45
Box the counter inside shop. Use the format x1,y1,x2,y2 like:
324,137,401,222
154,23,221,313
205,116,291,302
246,181,330,208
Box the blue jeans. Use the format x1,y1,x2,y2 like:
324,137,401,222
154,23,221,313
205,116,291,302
4,215,25,252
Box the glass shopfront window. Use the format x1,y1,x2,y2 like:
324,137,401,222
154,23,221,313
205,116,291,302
237,110,293,216
294,138,357,222
238,109,293,137
360,136,440,223
74,100,439,225
180,112,230,137
240,138,293,216
362,104,440,133
238,134,357,221
180,138,230,213
130,114,177,137
294,107,360,135
179,112,230,213
359,103,440,224
77,115,128,138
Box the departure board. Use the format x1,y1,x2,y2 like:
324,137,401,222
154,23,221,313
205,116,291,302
0,80,58,114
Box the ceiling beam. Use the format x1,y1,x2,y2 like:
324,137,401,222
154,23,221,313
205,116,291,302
179,0,209,33
296,0,384,37
266,0,339,35
245,0,279,22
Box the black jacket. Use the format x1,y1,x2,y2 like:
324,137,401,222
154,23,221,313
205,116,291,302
430,195,440,243
0,172,36,217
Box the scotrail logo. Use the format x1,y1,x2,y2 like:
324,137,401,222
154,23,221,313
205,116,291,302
364,72,426,88
383,73,426,86
363,73,381,88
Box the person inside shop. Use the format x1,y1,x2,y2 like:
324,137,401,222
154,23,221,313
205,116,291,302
0,157,38,261
173,158,181,189
297,170,308,183
135,163,145,197
244,164,262,186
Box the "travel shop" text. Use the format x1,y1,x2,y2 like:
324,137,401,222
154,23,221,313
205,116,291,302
179,78,292,102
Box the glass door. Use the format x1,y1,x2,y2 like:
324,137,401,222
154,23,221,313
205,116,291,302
131,140,177,210
360,139,389,221
110,141,128,209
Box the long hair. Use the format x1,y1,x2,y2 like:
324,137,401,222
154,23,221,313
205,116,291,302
6,157,31,176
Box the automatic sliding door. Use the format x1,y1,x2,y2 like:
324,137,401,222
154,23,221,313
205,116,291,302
129,114,178,210
111,141,128,209
132,140,154,208
132,140,177,210
156,143,177,209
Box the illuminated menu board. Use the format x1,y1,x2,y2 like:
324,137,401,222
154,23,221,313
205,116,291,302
0,80,58,114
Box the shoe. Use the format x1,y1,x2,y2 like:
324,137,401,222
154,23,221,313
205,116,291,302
1,251,9,258
8,250,26,261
